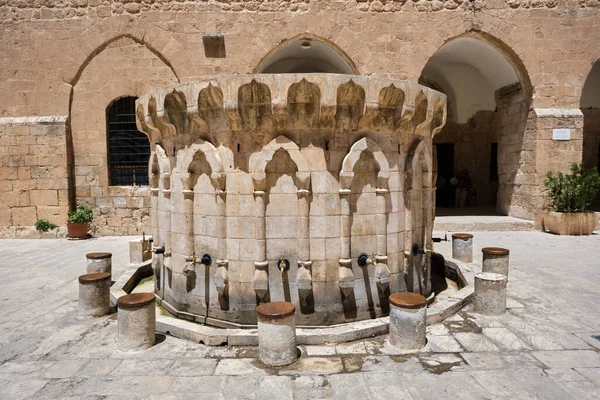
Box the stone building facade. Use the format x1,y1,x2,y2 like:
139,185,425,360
1,0,599,237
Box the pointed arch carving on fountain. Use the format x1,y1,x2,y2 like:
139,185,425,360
374,84,405,130
164,90,188,136
179,141,225,192
338,136,391,298
287,78,321,129
339,136,390,190
335,80,365,131
250,135,312,304
238,79,272,131
250,135,311,191
137,102,162,144
198,83,229,134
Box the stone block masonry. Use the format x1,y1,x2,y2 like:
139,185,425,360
0,117,69,238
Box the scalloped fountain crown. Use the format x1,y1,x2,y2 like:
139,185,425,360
137,74,446,328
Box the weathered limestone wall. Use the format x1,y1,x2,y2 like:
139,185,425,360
71,37,178,235
434,110,498,207
530,109,584,214
583,108,600,172
1,1,599,235
496,91,532,218
0,117,69,237
2,3,599,117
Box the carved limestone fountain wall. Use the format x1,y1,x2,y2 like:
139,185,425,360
135,74,446,328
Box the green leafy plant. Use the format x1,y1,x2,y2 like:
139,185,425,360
544,163,600,213
67,205,94,224
35,219,57,232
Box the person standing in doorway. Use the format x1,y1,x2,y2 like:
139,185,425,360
455,169,471,208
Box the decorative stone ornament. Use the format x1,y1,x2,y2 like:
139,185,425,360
78,272,111,317
86,252,112,275
117,293,156,351
256,302,297,366
452,233,473,263
481,247,510,277
474,272,507,315
137,73,447,327
388,292,427,350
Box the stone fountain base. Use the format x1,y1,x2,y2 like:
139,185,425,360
110,257,475,346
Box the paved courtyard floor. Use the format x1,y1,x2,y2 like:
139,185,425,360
1,231,600,399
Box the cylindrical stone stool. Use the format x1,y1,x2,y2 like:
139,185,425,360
256,302,297,367
86,252,112,275
78,272,111,317
474,272,507,315
481,247,510,277
452,233,473,262
388,292,427,350
117,293,156,351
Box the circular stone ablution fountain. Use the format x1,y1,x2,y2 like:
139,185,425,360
136,74,446,328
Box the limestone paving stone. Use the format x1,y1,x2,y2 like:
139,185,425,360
532,350,600,369
1,233,600,398
453,332,500,352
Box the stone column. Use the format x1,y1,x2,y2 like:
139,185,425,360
339,189,352,260
297,189,311,262
474,272,507,315
150,188,160,245
215,188,229,297
216,189,227,261
375,188,388,257
256,302,297,366
86,252,112,275
297,188,312,302
452,233,473,263
388,292,427,350
182,189,195,257
117,293,156,351
253,190,269,301
79,272,111,317
338,188,354,296
481,247,510,277
375,187,391,290
162,173,172,252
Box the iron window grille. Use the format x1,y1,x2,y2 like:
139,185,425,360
106,97,150,186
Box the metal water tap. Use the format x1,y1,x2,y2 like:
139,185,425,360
277,256,290,273
183,253,197,276
357,252,376,267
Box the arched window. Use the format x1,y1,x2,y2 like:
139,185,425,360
106,97,150,186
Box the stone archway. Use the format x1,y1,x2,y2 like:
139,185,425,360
581,59,600,208
254,34,358,74
69,36,178,235
420,33,533,218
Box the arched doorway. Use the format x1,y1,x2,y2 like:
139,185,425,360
420,34,533,219
254,34,358,74
581,60,600,208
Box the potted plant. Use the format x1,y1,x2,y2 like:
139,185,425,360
67,205,94,239
539,163,600,235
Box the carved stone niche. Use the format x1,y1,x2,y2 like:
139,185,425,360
136,74,446,328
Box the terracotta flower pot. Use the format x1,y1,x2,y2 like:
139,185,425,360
67,222,89,238
536,211,599,235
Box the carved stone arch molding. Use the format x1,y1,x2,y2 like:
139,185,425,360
178,141,226,192
250,135,311,191
249,135,312,303
404,138,433,194
338,136,392,296
339,136,390,190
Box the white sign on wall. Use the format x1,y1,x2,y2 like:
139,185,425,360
552,129,571,141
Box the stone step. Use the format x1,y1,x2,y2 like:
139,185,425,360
434,215,534,232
